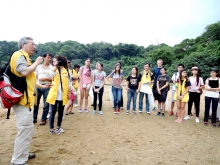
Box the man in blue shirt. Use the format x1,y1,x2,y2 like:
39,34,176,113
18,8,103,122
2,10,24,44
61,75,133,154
152,59,163,110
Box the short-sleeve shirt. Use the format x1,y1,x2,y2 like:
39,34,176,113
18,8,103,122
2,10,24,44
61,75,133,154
189,77,204,93
92,70,106,87
35,64,53,85
157,75,170,91
126,75,140,90
205,77,220,98
171,72,180,90
153,67,161,86
109,72,124,89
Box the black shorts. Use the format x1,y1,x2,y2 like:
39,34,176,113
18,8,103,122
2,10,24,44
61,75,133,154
156,91,168,102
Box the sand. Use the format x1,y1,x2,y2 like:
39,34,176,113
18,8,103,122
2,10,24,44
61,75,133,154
1,85,220,165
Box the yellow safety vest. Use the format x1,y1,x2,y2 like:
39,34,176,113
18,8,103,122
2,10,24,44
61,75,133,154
10,50,36,108
46,67,69,105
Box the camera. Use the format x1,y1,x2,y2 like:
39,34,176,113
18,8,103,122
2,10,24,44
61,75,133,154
57,61,63,67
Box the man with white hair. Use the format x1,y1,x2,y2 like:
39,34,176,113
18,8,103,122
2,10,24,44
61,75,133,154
10,37,44,165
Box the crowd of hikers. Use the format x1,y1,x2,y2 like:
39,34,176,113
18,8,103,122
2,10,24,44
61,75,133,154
7,37,220,165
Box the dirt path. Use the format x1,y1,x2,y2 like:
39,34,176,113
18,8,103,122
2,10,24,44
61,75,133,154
1,85,220,165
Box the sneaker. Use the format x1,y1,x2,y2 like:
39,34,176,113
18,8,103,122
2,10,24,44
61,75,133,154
152,107,156,111
132,111,136,114
57,127,65,133
74,104,79,107
92,110,96,114
78,109,82,113
33,119,37,123
50,129,60,135
84,109,88,113
138,110,142,113
160,108,163,112
65,112,69,115
117,108,120,114
146,111,150,114
161,113,165,117
195,117,199,123
184,115,190,120
28,152,36,159
47,113,50,119
190,112,193,116
212,123,216,127
204,121,208,126
156,112,161,116
99,111,103,115
126,110,129,115
121,107,124,110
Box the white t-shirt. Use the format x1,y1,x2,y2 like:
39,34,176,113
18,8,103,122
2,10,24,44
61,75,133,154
171,72,179,90
205,77,220,98
189,77,204,93
35,64,53,85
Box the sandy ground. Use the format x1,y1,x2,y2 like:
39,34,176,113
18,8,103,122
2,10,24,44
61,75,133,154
1,85,220,165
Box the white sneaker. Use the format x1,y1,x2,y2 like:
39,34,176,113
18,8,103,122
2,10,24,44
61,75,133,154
195,117,200,123
184,115,190,120
47,114,50,119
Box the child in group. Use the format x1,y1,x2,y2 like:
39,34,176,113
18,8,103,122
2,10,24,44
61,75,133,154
126,67,141,114
184,66,204,123
65,78,78,115
155,67,170,117
174,69,191,123
204,68,220,127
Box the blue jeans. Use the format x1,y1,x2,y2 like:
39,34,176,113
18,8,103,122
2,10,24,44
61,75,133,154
112,86,122,108
33,87,50,121
49,100,64,129
139,92,150,112
126,89,137,111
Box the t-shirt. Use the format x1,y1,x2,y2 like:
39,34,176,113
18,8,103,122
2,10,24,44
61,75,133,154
205,77,220,98
153,67,161,86
189,77,204,93
35,64,53,85
171,72,180,90
109,72,124,89
80,66,92,85
126,75,141,90
92,70,106,87
157,75,170,91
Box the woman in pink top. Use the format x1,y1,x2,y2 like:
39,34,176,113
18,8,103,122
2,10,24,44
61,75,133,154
78,58,92,113
184,66,204,123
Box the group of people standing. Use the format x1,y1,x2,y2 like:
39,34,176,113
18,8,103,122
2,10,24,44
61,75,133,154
9,37,220,165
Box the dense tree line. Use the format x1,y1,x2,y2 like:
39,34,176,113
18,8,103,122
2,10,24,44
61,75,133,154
0,21,219,80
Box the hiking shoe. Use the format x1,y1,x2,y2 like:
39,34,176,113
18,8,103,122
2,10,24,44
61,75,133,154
50,129,60,135
126,110,129,114
57,127,65,133
152,107,156,111
92,110,96,114
161,113,165,117
84,109,88,113
184,115,190,120
78,109,82,113
156,112,161,116
99,111,103,115
195,117,200,123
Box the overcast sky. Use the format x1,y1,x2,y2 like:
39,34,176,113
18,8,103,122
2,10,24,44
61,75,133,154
0,0,219,47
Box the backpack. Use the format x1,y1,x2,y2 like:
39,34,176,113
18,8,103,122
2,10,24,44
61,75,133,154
0,51,28,109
